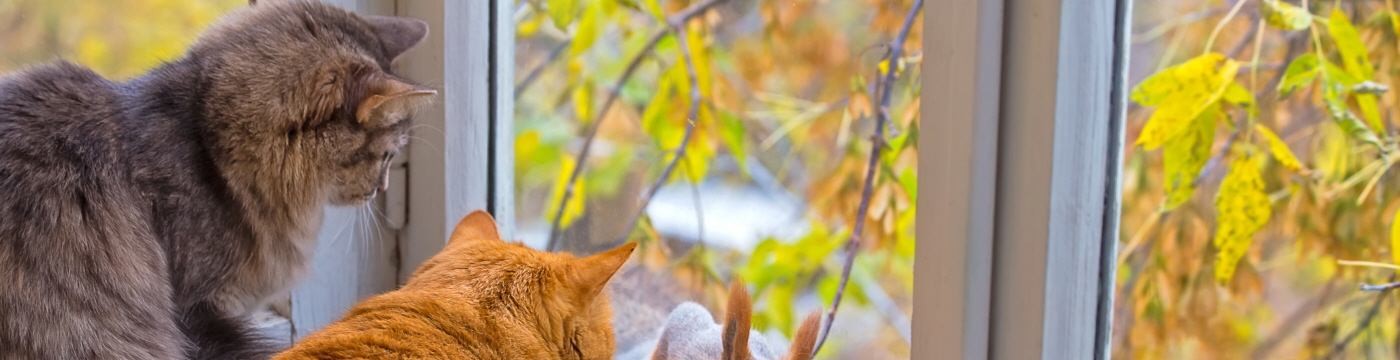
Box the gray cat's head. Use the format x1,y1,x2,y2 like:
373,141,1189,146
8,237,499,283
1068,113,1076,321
189,0,434,206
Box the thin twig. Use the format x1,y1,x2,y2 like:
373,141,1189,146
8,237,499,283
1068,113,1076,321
545,0,728,251
812,0,922,355
1361,281,1400,292
688,162,706,245
1193,127,1241,187
1328,280,1395,358
1250,279,1340,360
515,38,572,98
612,25,705,247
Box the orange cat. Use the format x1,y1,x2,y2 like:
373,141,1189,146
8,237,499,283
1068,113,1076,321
274,210,634,360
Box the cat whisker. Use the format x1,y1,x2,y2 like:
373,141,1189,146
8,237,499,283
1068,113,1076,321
328,210,356,256
357,205,373,260
360,203,383,259
406,124,446,137
366,203,390,255
405,135,442,154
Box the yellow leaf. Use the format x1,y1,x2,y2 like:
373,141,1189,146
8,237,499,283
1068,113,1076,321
1135,54,1238,149
1254,124,1301,171
642,0,665,22
569,1,603,58
682,130,713,183
1214,153,1272,284
573,82,592,123
1260,0,1313,30
548,0,577,31
684,28,713,97
1162,104,1218,209
547,155,586,228
517,15,543,37
1392,208,1400,265
1358,93,1384,134
1329,9,1375,80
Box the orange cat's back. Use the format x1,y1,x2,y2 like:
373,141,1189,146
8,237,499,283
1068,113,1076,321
274,210,634,360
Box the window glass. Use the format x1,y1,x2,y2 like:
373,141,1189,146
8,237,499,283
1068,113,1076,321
513,0,920,358
0,0,240,78
1118,1,1400,358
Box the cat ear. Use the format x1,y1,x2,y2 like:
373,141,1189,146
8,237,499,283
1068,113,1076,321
782,311,822,360
569,242,637,307
356,75,436,125
364,15,430,61
448,210,502,246
721,279,752,360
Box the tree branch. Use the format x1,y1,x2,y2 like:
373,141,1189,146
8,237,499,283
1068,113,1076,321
1328,281,1394,358
515,38,571,98
545,0,728,251
812,0,922,355
612,25,704,247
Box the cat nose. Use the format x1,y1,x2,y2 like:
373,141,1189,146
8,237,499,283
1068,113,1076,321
377,180,389,193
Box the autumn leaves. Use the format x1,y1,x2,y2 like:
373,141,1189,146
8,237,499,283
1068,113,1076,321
1133,3,1390,284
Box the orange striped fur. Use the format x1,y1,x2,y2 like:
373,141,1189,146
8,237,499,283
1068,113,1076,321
274,210,635,360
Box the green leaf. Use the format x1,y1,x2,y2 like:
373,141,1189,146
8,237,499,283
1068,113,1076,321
1322,79,1383,147
743,238,781,292
1277,53,1318,99
1329,9,1375,80
586,144,634,197
569,1,603,58
1223,82,1256,119
1321,59,1362,87
1254,124,1301,171
1162,103,1218,210
1135,53,1239,149
899,167,918,202
547,0,577,31
765,283,795,336
1214,153,1272,284
719,111,749,174
1260,0,1313,30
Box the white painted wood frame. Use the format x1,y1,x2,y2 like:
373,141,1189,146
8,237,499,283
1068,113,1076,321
263,0,514,344
914,0,1131,358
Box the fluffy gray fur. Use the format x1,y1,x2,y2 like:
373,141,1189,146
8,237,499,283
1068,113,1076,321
0,1,434,359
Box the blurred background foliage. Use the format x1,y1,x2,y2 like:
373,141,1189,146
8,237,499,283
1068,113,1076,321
514,0,918,358
1121,0,1400,358
0,0,240,77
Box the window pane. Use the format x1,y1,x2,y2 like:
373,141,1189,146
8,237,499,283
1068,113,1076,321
513,1,920,358
0,0,241,78
1117,0,1400,358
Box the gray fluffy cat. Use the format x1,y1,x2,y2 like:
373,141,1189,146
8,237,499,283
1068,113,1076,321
0,1,434,359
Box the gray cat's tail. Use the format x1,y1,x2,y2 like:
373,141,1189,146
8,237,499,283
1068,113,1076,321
180,301,278,360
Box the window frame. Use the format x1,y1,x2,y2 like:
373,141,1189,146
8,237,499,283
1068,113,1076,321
914,0,1131,358
263,0,516,343
270,0,1139,356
